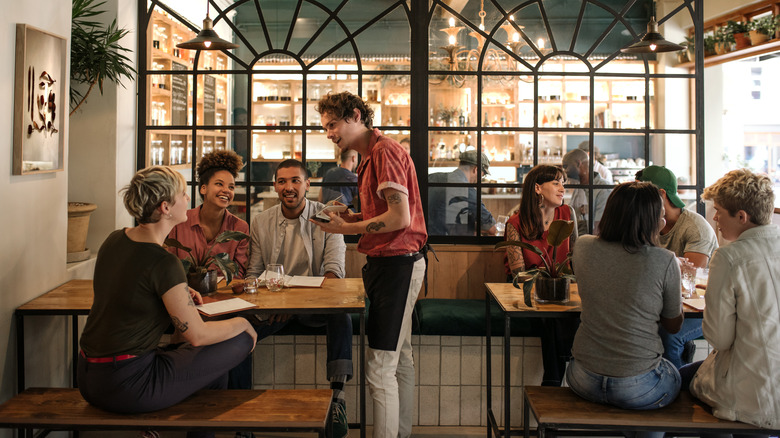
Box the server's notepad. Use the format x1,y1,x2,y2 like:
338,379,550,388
197,297,257,316
258,272,326,288
285,275,325,287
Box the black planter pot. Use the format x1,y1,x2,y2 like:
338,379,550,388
188,270,218,296
534,277,570,303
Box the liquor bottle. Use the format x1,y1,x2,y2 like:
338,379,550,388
483,112,489,127
500,111,507,127
493,115,500,127
398,115,404,126
556,112,563,128
507,112,514,127
429,108,434,126
458,111,465,127
542,111,549,127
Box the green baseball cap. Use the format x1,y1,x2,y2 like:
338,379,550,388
459,150,490,175
638,165,685,208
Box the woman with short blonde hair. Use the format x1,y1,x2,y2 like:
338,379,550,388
78,166,256,438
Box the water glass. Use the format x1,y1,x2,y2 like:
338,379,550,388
695,268,709,296
495,215,509,237
266,264,285,292
244,277,258,294
680,261,696,299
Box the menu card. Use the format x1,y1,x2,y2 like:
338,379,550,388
197,297,256,316
683,298,705,311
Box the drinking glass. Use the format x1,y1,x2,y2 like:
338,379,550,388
243,277,258,294
495,215,509,237
680,261,696,298
266,264,285,292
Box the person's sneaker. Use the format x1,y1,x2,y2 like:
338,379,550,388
328,398,349,438
682,340,696,364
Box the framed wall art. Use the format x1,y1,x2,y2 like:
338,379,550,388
13,24,67,175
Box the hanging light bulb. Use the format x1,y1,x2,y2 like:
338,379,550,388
621,2,684,55
177,1,238,51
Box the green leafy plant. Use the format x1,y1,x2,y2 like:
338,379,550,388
70,0,136,115
165,230,249,285
703,35,716,54
727,20,749,35
494,219,576,300
751,15,778,36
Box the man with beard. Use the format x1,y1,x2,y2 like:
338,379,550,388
246,159,353,438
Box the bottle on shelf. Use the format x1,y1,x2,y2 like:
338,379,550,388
458,111,465,127
492,115,499,127
556,112,563,128
500,111,507,127
398,115,404,126
542,111,549,127
429,108,434,126
483,112,489,127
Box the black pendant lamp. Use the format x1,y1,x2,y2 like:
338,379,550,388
621,14,684,54
177,1,238,51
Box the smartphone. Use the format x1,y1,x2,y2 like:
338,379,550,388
314,203,348,222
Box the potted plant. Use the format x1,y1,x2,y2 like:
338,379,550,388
165,231,249,295
677,36,694,64
494,219,576,306
727,20,751,50
714,28,733,55
70,0,136,115
749,15,778,45
704,34,717,56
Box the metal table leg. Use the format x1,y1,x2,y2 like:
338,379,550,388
360,312,366,438
504,313,511,437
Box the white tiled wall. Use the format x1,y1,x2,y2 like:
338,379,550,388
252,334,547,428
252,335,712,428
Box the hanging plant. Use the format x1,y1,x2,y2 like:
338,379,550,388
70,0,136,115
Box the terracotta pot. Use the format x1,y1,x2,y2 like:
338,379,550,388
188,270,218,296
749,30,769,45
67,202,97,261
734,32,751,50
534,276,570,303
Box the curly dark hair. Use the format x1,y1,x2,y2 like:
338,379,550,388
197,150,244,198
314,91,374,128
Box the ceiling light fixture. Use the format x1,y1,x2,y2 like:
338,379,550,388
177,1,238,51
622,12,684,54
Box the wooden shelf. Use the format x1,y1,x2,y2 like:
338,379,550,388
676,38,780,69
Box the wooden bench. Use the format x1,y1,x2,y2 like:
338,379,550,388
523,386,780,438
0,388,332,437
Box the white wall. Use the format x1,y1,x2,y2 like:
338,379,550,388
0,0,73,434
68,0,136,255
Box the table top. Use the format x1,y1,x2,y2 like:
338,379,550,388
17,278,366,315
486,282,703,318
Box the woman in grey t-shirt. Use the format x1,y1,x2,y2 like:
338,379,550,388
566,182,683,413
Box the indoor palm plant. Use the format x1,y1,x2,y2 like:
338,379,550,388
165,231,249,295
70,0,136,115
495,219,575,306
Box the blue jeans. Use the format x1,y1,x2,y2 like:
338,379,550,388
566,357,681,410
659,318,703,369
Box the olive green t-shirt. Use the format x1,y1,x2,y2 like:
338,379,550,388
80,229,187,357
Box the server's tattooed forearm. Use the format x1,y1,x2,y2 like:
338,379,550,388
366,221,386,233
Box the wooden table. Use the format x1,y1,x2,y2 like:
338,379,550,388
484,282,703,437
16,278,368,438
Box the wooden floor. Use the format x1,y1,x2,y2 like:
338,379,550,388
78,426,485,437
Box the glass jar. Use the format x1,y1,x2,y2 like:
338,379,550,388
280,83,291,101
268,83,279,101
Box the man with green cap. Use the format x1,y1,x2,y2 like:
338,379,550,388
636,164,718,369
428,150,497,236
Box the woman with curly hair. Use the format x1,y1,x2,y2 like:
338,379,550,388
168,149,249,278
